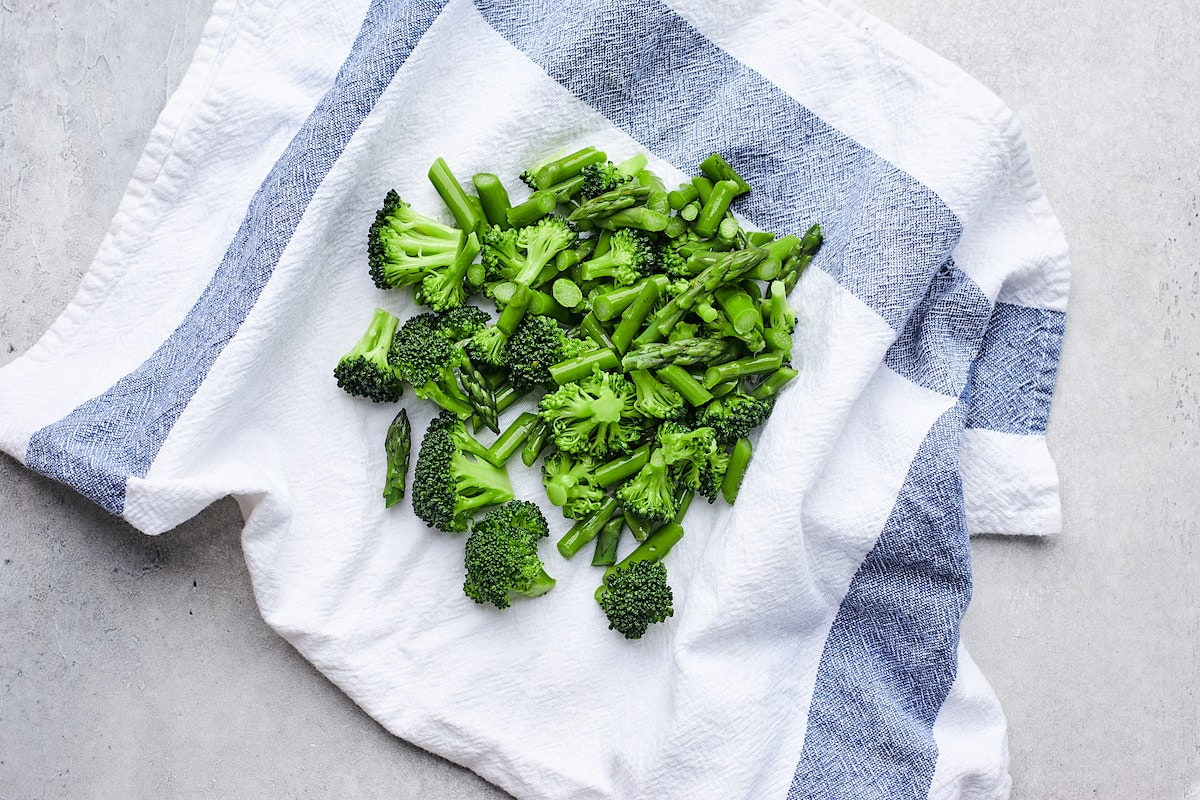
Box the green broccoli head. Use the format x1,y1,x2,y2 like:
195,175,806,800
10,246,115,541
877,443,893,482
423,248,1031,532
463,500,555,609
538,369,645,458
438,305,491,343
368,190,465,290
579,229,658,286
481,225,523,280
657,422,721,492
597,560,674,640
412,410,514,532
696,392,774,445
503,314,577,388
414,231,480,312
481,218,577,288
541,450,606,520
578,161,630,198
334,307,403,403
628,369,685,421
657,243,689,278
615,449,678,524
388,313,474,417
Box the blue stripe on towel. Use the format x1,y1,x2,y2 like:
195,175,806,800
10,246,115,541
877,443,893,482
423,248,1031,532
965,302,1065,434
789,405,972,800
472,0,963,332
25,0,449,514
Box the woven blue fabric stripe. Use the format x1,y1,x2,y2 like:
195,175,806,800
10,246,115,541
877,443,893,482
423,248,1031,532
965,302,1065,434
24,0,449,514
789,405,972,800
473,0,963,333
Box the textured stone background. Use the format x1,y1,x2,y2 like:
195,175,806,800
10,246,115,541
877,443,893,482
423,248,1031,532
2,1,1197,798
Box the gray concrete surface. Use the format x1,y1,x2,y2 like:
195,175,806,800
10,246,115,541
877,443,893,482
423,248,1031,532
1,1,1197,798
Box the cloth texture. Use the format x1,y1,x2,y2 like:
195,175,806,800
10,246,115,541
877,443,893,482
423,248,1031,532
0,0,1070,797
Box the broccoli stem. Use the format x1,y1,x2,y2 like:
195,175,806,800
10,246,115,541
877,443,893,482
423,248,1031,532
672,487,694,523
591,275,668,321
545,173,587,201
532,147,605,188
383,408,411,508
486,412,540,466
703,352,784,388
526,289,572,322
494,383,532,415
580,312,616,350
691,176,713,204
722,438,753,503
610,278,661,354
552,278,584,309
646,190,671,216
656,365,714,406
558,496,619,559
497,284,532,337
472,173,512,229
521,419,551,467
680,201,700,222
624,511,654,543
596,207,670,233
591,516,625,567
716,214,741,247
663,216,688,239
506,190,557,228
763,328,793,353
428,157,483,234
693,180,739,238
548,348,620,385
667,183,699,209
751,367,799,400
699,152,752,195
707,379,738,399
594,444,652,487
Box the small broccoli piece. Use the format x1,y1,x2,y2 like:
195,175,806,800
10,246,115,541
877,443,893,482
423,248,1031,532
467,324,509,370
412,411,514,532
539,369,645,457
541,450,606,520
666,320,701,343
463,500,555,608
657,243,690,278
657,421,722,491
696,392,774,445
578,161,631,198
615,449,678,524
579,229,658,285
414,231,480,312
389,313,474,417
597,559,674,640
698,446,730,503
629,369,685,420
503,314,576,388
438,305,491,343
482,218,578,288
333,307,403,403
368,190,465,290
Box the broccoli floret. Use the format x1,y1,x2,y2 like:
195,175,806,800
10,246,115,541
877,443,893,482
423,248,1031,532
539,369,644,457
578,161,630,198
503,314,579,388
368,190,465,290
482,218,577,288
696,392,774,445
628,369,685,421
412,411,514,532
698,446,730,503
541,450,605,520
466,324,508,370
597,559,674,640
438,305,491,343
389,313,474,417
333,307,403,403
414,231,480,312
463,500,555,608
615,449,678,524
657,422,722,493
579,229,658,285
657,243,689,278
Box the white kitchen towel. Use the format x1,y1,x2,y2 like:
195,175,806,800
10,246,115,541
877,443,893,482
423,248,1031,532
0,0,1070,798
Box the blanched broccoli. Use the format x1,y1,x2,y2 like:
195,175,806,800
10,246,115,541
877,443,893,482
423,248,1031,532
481,217,577,288
463,500,555,608
615,448,678,524
696,392,774,445
388,313,475,417
539,369,645,457
368,190,465,290
412,410,514,532
541,450,606,520
629,369,685,421
579,229,658,285
503,314,591,388
597,559,674,639
578,161,630,198
414,231,480,311
334,307,403,403
657,422,722,493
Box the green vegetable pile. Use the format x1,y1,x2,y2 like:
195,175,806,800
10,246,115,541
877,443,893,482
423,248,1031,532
335,146,822,639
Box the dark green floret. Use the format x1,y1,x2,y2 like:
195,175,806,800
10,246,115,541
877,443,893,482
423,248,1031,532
578,161,630,198
334,307,403,403
368,190,465,291
597,559,674,639
696,391,774,445
388,313,474,417
412,410,514,532
503,314,593,389
463,500,555,609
